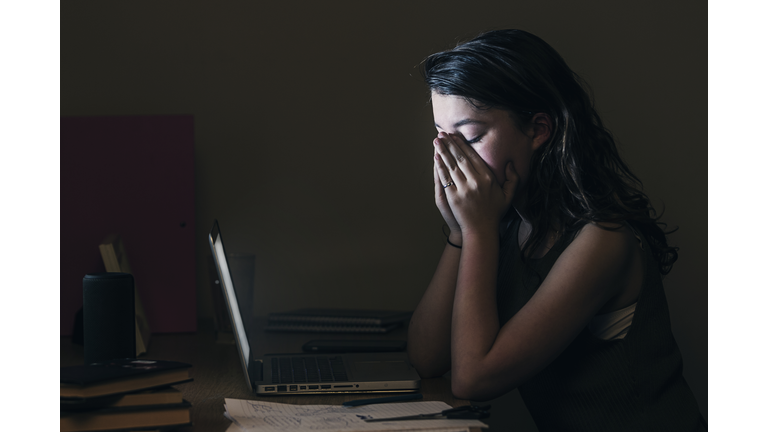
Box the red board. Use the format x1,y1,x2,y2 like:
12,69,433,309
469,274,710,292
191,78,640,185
61,115,196,335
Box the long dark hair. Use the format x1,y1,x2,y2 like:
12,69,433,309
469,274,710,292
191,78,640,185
423,29,678,274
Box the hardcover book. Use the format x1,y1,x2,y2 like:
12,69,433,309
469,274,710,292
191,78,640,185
60,400,191,432
267,309,412,326
61,359,192,399
265,322,401,333
60,387,183,411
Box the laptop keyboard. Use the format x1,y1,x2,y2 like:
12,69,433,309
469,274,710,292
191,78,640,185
271,356,348,384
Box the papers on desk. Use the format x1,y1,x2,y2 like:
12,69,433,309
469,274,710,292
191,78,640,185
225,424,472,432
223,398,488,432
225,425,472,432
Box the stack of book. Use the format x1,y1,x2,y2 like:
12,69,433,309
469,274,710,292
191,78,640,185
265,308,412,333
60,359,193,432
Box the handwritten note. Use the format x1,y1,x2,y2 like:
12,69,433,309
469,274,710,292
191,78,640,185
224,399,488,432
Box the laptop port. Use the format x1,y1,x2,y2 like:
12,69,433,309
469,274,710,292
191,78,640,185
289,385,298,391
308,385,319,389
264,387,275,392
321,385,331,389
300,386,307,390
277,385,287,392
334,385,353,388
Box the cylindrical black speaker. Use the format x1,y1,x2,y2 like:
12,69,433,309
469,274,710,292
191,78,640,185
83,273,135,365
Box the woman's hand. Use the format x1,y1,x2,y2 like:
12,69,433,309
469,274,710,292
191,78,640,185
433,143,463,243
433,132,517,236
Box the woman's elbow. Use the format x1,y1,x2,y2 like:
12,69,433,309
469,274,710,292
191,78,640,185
408,354,449,379
407,346,450,379
450,371,510,401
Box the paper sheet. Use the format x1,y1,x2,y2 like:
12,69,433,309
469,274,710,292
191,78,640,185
224,398,487,432
225,424,470,432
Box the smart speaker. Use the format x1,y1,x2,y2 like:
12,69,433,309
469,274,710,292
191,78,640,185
82,273,135,364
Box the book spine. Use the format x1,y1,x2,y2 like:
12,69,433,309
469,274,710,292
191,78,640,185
267,315,384,326
265,323,397,334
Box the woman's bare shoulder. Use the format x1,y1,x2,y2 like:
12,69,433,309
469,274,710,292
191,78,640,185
570,221,639,249
563,221,644,312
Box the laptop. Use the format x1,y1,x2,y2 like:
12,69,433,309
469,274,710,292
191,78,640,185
208,220,421,395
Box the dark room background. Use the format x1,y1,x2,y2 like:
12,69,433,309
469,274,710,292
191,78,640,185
61,1,707,427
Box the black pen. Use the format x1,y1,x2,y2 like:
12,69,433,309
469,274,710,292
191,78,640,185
342,393,423,407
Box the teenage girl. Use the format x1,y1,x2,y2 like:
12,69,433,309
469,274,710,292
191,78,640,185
407,29,705,432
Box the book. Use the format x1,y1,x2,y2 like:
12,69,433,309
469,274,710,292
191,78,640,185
60,400,191,432
61,387,183,411
99,233,152,356
265,322,400,334
61,359,192,399
267,309,412,327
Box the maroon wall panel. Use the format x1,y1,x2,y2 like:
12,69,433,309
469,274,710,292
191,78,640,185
61,115,196,335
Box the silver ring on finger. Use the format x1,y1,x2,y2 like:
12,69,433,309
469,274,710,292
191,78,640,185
442,181,455,188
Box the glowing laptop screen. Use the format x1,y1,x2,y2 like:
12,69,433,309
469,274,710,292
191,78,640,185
213,231,250,365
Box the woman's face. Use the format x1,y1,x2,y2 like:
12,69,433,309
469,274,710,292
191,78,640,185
431,93,538,190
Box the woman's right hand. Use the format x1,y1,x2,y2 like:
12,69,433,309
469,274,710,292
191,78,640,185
434,147,462,245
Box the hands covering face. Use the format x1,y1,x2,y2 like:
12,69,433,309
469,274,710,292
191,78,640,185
433,132,518,239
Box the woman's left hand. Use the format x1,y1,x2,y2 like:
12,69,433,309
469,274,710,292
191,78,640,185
433,132,518,236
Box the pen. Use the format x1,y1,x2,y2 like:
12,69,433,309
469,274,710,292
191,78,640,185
342,393,423,407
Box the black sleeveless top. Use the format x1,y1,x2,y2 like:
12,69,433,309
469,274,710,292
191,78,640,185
496,219,705,431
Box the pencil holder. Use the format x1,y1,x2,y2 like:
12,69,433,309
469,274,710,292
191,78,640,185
82,273,136,364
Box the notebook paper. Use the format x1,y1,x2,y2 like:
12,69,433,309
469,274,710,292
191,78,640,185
225,423,470,432
223,399,487,431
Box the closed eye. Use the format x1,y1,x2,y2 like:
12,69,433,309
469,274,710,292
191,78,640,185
464,134,484,144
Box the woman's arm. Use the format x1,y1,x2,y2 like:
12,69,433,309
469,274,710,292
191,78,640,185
407,159,464,378
450,223,638,400
431,130,639,401
407,241,461,377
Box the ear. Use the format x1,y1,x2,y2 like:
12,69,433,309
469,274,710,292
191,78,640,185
530,113,552,150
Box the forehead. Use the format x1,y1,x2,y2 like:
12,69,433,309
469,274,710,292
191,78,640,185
431,94,479,118
431,93,506,129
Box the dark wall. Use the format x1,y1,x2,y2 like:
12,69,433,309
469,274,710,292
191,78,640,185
61,1,707,422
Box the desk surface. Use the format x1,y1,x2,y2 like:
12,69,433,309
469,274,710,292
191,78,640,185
60,321,474,432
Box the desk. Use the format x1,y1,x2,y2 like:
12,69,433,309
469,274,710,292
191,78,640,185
60,319,477,431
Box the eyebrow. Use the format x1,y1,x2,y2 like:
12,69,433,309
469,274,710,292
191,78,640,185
434,119,487,130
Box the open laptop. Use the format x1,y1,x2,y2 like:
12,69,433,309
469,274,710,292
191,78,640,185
208,220,421,395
